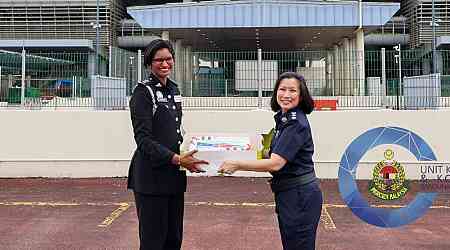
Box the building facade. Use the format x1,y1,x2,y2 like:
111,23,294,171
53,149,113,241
0,0,126,47
401,0,450,48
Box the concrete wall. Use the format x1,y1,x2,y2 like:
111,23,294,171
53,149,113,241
1,109,449,178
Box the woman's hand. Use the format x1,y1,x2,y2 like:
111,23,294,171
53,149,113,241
180,150,209,173
218,160,240,175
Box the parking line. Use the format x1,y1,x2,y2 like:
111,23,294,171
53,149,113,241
320,206,337,230
0,201,125,206
186,202,450,209
1,201,448,230
98,203,130,228
0,201,132,228
2,201,449,209
186,201,275,207
324,204,450,209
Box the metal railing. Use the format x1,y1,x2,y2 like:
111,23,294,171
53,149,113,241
1,48,449,110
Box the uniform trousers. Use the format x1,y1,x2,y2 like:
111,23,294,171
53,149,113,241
275,180,323,250
134,192,184,250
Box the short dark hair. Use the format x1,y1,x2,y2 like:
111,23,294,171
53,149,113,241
270,72,315,114
143,39,175,67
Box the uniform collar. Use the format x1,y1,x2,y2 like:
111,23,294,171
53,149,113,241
147,73,165,88
148,73,178,88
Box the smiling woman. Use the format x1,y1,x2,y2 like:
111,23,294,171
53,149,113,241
150,50,174,84
271,72,315,115
218,72,322,250
277,78,300,113
128,39,208,250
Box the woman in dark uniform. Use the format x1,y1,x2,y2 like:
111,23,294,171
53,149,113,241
128,39,208,250
218,71,323,250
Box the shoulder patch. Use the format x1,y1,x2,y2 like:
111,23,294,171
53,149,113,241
289,111,297,120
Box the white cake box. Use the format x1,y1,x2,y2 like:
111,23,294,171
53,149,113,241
183,133,270,177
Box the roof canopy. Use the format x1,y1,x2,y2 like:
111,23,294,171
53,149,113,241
128,0,400,50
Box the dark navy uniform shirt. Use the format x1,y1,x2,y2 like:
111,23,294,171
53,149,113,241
127,73,186,195
269,107,315,181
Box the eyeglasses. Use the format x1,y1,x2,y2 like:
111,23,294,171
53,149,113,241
152,57,174,64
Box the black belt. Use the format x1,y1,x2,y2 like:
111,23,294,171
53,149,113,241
269,172,317,193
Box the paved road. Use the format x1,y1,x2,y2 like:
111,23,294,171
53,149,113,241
0,177,449,250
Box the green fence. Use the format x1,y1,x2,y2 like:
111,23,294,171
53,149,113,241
0,49,102,107
1,48,449,109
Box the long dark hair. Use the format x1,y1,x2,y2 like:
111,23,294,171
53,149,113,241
270,72,314,114
143,39,175,67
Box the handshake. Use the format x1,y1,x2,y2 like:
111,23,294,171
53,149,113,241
174,150,239,175
175,150,208,173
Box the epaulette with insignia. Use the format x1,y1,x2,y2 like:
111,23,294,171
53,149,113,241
133,79,149,92
289,111,297,120
138,79,151,85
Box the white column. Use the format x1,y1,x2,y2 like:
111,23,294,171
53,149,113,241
333,44,339,96
184,46,193,96
343,37,350,95
340,44,346,95
162,31,170,41
257,48,263,109
381,48,387,107
108,45,112,77
137,49,142,82
326,51,333,96
174,40,183,85
21,49,26,108
348,39,354,94
351,38,358,95
356,29,365,96
192,54,199,96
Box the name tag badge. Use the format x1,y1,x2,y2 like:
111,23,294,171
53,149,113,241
174,95,182,103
